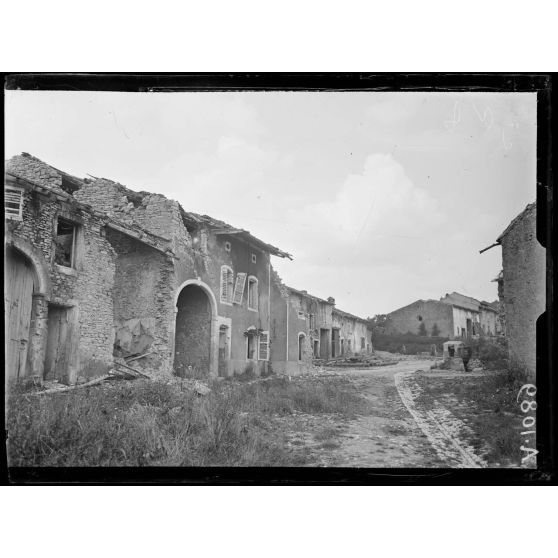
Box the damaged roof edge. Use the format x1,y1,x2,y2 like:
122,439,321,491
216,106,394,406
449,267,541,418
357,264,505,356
181,209,292,259
6,172,174,258
496,201,537,243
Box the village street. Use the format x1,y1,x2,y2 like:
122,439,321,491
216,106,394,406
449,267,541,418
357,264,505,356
281,356,491,468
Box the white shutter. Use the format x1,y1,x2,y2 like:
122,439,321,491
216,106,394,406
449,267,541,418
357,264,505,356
258,331,269,361
232,272,247,305
221,266,232,303
5,187,23,221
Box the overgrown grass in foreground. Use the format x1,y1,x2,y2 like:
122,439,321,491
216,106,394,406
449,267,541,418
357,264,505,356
414,364,534,466
7,375,367,467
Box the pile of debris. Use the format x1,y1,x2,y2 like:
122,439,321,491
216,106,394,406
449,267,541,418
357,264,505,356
313,353,399,368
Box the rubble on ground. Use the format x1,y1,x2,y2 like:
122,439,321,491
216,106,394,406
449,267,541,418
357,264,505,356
312,352,400,368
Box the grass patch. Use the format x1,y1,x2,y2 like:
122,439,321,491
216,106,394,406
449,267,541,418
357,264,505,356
7,375,369,467
413,369,531,467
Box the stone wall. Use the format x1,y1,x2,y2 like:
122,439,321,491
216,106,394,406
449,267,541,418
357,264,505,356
5,182,117,383
74,179,191,253
332,311,371,355
7,154,65,192
500,203,545,374
106,229,175,375
386,300,454,338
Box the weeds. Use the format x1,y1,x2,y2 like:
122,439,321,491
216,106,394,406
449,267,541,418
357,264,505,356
414,366,532,466
6,374,367,467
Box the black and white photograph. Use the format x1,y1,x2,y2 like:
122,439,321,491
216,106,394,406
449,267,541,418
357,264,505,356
3,75,551,479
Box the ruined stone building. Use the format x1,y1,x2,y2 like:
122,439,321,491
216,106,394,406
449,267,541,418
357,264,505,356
5,156,173,385
281,287,372,364
6,153,308,383
491,203,545,375
5,153,374,385
385,291,499,340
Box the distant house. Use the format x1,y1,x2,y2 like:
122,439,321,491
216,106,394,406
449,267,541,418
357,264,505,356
385,292,499,340
491,203,545,374
274,287,372,367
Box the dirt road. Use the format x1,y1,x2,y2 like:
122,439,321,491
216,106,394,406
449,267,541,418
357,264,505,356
298,358,489,468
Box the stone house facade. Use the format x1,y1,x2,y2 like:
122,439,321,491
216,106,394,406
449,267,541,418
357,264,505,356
386,292,499,341
495,202,545,374
280,287,373,363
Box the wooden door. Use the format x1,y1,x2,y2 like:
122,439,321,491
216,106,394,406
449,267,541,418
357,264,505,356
5,248,35,381
44,306,70,381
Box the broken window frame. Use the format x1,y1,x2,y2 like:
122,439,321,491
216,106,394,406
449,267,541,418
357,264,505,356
54,216,79,269
247,275,259,311
220,265,234,305
4,186,24,221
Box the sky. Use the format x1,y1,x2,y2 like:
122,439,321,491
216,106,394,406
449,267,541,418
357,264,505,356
5,90,537,316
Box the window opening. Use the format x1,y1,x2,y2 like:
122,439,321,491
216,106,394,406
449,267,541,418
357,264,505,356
247,276,258,311
5,186,24,221
54,217,77,268
247,332,257,360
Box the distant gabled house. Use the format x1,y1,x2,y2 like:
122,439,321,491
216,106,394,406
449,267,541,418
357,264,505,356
275,286,372,366
385,291,499,341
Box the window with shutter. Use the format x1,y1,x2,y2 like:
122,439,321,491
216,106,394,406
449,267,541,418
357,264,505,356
232,272,247,305
5,186,24,221
220,266,234,304
258,331,269,361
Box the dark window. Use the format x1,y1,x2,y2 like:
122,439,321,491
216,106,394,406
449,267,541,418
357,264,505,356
54,218,77,268
247,333,257,359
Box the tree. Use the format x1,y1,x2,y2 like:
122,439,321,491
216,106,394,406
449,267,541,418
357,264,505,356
431,322,440,337
418,321,427,336
367,314,389,338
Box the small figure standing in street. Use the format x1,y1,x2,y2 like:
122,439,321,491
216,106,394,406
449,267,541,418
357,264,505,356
462,345,472,372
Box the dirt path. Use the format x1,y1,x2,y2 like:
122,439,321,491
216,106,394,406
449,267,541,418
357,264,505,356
299,358,489,468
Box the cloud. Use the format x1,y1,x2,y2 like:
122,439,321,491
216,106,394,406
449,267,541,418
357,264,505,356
284,153,448,266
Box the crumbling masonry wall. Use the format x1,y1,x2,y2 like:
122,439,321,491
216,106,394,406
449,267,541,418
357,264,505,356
5,181,117,383
500,204,545,375
106,229,175,376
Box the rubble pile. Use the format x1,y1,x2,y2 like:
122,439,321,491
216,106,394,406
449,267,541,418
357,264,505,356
313,353,400,369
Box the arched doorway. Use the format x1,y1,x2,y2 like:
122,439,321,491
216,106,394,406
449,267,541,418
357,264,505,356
174,283,214,377
5,247,37,381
